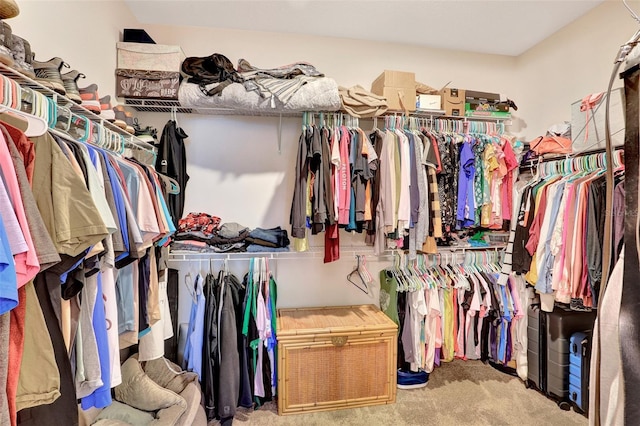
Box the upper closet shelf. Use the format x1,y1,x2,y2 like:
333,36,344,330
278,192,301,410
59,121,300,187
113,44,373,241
124,98,511,122
168,243,508,262
124,98,304,117
0,64,155,152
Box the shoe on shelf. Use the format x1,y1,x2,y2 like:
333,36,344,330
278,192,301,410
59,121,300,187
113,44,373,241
0,0,19,20
397,369,429,390
61,70,85,104
79,83,101,114
10,34,33,78
123,110,135,134
99,95,115,122
32,56,68,95
112,105,128,130
0,20,14,67
133,119,157,144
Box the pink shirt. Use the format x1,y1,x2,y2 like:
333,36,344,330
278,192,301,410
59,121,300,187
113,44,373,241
337,126,351,225
0,132,39,287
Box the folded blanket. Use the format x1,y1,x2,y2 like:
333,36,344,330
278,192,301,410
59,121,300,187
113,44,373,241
179,78,340,112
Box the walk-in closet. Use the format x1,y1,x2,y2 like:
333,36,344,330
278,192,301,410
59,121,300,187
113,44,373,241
0,1,638,425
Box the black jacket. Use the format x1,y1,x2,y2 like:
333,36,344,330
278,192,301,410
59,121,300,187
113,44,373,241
156,120,189,227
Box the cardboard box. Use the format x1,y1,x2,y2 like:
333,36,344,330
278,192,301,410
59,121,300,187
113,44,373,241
116,69,180,100
441,88,465,117
277,305,397,415
465,90,500,103
465,90,509,113
571,88,625,151
371,70,415,91
416,94,441,110
117,42,185,72
465,110,511,118
371,70,416,111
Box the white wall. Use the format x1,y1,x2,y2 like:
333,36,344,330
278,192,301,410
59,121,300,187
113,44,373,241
11,1,638,319
10,1,139,99
514,0,640,139
132,23,520,314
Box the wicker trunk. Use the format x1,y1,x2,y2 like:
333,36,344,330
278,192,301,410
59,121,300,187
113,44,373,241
277,304,398,415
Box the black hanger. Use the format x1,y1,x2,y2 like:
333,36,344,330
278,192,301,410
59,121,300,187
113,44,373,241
347,255,369,295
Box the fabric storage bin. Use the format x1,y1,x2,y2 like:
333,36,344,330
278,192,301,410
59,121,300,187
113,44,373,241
117,42,185,72
277,304,397,415
116,69,180,100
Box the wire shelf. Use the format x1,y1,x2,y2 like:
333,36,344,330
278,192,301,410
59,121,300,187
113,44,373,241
123,97,305,117
124,98,192,114
0,63,156,152
167,243,508,261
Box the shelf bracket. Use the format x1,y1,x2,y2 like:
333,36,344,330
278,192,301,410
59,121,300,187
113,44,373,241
277,113,283,154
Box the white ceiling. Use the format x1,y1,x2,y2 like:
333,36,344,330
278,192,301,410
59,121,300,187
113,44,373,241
125,0,605,56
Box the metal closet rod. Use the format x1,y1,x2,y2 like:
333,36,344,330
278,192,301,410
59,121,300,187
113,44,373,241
168,244,507,262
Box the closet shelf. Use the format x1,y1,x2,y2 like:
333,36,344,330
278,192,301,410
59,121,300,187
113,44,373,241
124,98,512,123
167,243,508,261
0,64,155,152
124,98,303,117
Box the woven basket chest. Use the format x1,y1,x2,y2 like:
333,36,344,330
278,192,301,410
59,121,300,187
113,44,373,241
277,304,398,415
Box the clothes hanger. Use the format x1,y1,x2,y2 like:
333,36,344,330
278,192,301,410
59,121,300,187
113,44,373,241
0,99,48,138
390,251,405,291
347,256,370,295
157,172,181,195
184,272,197,304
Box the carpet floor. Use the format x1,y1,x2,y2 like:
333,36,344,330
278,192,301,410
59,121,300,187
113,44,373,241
217,361,587,426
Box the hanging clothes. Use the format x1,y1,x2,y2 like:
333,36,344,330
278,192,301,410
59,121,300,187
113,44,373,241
289,116,515,261
183,274,205,379
507,151,624,311
379,250,525,374
156,120,190,228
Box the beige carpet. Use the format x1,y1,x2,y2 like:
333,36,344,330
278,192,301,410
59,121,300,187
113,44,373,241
214,361,587,426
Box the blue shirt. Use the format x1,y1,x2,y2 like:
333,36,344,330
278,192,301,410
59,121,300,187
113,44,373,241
81,273,112,409
184,274,206,380
535,182,565,294
116,160,141,217
155,188,176,247
0,214,17,314
100,152,130,260
457,140,476,229
116,262,136,334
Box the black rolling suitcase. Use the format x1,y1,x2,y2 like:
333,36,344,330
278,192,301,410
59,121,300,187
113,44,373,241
526,304,596,410
569,331,591,414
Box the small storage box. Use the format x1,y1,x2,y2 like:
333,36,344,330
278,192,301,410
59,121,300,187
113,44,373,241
277,304,398,415
441,88,466,117
371,70,416,112
465,90,510,117
416,94,442,110
117,42,185,72
116,69,180,100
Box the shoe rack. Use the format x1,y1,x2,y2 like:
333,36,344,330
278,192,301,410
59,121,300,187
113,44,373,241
0,63,156,154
